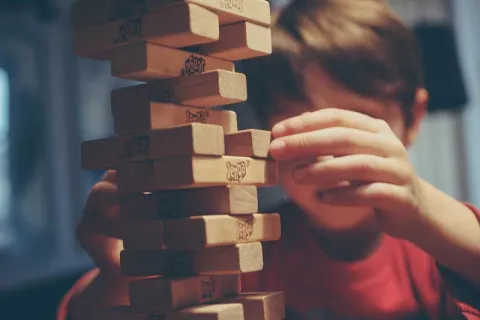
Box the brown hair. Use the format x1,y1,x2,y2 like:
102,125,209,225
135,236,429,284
244,0,424,126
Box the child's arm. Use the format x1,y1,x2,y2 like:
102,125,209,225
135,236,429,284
57,269,98,320
63,270,138,320
408,180,480,291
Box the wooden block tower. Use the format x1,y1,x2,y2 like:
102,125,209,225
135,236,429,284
71,0,285,319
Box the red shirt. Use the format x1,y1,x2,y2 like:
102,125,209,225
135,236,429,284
58,202,480,320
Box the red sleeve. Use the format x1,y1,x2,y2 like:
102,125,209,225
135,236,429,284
438,203,480,319
57,268,99,320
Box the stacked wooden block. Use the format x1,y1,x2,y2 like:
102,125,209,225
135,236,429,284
72,0,285,319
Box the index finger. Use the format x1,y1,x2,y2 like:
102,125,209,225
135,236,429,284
271,108,390,138
269,127,392,160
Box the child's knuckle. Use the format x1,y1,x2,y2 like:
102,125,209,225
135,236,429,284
356,161,376,174
295,115,309,131
283,135,306,151
323,109,344,126
297,135,309,150
399,165,414,182
333,128,353,146
279,122,291,134
380,185,396,199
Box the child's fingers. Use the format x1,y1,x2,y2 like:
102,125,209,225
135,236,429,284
80,180,121,239
271,108,390,138
77,178,123,275
319,182,416,214
291,155,411,185
269,127,402,160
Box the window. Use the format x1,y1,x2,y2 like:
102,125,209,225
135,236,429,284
0,68,12,253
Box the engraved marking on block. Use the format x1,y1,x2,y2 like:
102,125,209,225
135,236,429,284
236,215,255,240
113,17,143,44
182,54,206,76
226,159,249,182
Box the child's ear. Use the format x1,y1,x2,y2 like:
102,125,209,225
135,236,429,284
404,88,428,147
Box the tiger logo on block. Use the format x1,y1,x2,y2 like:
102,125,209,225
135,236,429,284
236,216,256,241
226,160,250,183
201,276,217,299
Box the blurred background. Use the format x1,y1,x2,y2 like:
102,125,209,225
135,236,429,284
0,0,478,318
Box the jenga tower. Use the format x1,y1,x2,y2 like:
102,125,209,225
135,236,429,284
72,0,285,319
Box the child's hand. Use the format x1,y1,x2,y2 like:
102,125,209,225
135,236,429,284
269,108,426,239
71,170,136,317
76,170,123,277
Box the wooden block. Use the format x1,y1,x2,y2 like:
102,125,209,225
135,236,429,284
172,303,244,320
120,243,264,276
225,129,272,158
129,275,241,313
101,304,244,320
112,102,238,136
80,136,118,170
163,214,281,249
219,292,285,320
111,42,235,81
146,0,271,27
116,156,277,194
111,70,247,109
119,185,258,219
99,306,162,320
73,3,219,60
81,123,224,169
121,220,166,250
122,213,280,250
199,22,272,61
70,0,147,29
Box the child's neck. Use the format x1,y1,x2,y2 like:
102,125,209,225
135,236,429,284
308,214,383,262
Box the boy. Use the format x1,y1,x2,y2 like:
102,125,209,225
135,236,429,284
59,0,480,319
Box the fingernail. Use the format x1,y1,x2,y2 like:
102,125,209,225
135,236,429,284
269,139,286,153
292,166,309,181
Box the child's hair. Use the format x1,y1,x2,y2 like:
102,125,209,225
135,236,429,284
244,0,424,127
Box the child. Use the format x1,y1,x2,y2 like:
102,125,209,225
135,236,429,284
59,0,480,319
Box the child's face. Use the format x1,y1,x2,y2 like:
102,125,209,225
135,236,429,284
267,67,426,231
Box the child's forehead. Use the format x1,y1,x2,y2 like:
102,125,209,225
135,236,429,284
273,90,391,120
303,66,389,115
267,65,404,125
